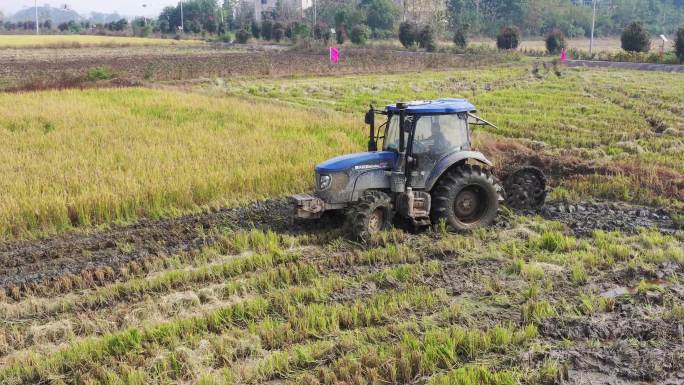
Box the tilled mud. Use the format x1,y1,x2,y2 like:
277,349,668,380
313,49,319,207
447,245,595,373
541,310,679,342
540,200,677,235
1,195,677,298
0,199,340,296
542,311,684,383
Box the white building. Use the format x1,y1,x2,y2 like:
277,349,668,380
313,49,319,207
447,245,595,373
245,0,313,22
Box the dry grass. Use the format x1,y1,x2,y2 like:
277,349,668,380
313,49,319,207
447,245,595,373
0,88,362,238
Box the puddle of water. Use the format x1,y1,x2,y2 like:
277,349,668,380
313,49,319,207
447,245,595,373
600,279,670,299
600,286,630,299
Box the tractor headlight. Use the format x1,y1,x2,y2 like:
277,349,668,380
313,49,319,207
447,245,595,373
318,174,332,190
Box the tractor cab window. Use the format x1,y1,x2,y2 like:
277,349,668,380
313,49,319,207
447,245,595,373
412,114,468,156
383,114,412,151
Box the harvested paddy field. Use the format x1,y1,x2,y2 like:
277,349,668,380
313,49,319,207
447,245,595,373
0,46,682,385
0,211,682,385
0,35,199,49
0,45,506,91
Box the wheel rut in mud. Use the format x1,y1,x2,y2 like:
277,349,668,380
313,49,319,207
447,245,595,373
0,199,341,295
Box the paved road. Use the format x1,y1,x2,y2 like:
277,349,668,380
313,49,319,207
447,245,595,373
565,59,684,72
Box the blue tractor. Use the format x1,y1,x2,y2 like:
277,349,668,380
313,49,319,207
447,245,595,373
292,99,546,239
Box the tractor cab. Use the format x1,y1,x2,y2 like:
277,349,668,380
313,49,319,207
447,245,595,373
368,99,495,190
292,98,546,240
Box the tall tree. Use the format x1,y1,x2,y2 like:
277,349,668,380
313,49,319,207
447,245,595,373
157,0,220,34
446,0,466,29
362,0,399,35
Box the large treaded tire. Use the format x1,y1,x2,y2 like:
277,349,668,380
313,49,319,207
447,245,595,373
504,166,547,210
430,164,500,231
346,190,393,241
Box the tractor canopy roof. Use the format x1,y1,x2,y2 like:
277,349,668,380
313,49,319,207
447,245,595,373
385,98,476,114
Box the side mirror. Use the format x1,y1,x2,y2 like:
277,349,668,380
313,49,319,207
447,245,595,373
364,109,374,126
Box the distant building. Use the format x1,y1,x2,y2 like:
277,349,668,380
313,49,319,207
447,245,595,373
242,0,312,22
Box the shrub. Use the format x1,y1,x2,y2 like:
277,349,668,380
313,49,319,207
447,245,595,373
85,66,114,81
675,27,684,63
545,29,566,54
261,20,273,40
313,22,331,42
272,22,285,42
350,24,370,45
398,21,418,48
218,33,232,43
621,22,650,53
236,28,250,44
418,24,436,52
497,26,520,50
336,25,347,44
286,22,310,42
251,20,260,39
453,28,468,49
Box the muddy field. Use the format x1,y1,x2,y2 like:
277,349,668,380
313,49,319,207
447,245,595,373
0,195,678,297
0,194,681,384
0,45,507,91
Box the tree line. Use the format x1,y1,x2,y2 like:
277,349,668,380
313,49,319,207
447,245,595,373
1,0,682,45
147,0,684,38
0,18,152,35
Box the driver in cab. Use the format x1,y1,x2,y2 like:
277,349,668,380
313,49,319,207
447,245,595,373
415,116,451,154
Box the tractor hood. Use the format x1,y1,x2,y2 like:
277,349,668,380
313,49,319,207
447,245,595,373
315,151,397,174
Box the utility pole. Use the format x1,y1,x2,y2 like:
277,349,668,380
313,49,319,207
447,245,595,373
313,0,316,26
35,0,39,35
180,0,185,32
590,0,597,56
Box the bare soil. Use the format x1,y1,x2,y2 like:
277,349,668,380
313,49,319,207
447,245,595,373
0,45,505,91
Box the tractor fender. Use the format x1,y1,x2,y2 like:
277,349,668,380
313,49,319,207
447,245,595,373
350,169,391,201
424,151,493,191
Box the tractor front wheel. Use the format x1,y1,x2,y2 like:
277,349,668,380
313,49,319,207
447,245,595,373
430,165,500,231
347,191,393,241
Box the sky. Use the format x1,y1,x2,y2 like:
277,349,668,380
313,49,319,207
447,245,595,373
0,0,182,17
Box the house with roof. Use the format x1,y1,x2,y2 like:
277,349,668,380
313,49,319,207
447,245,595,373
242,0,313,22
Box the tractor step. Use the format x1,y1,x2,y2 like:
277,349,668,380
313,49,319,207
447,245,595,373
397,189,431,220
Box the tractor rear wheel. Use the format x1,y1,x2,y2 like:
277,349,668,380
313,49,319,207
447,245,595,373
347,190,393,241
430,164,500,231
